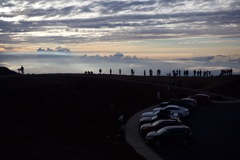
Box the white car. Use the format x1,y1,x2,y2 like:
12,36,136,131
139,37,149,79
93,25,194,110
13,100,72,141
142,108,172,117
142,108,161,117
162,105,189,118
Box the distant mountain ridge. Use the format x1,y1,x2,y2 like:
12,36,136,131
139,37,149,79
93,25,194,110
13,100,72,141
0,67,18,75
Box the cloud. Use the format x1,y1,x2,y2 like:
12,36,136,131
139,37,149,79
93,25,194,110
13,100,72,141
78,52,139,62
0,45,15,51
0,52,239,75
0,0,239,46
94,1,157,14
0,1,15,7
178,54,240,63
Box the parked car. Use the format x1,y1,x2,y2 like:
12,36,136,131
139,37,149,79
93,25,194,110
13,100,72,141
189,94,211,105
162,105,189,118
139,113,179,126
181,98,198,110
142,108,173,117
168,99,189,108
158,99,197,110
145,125,193,146
140,119,184,136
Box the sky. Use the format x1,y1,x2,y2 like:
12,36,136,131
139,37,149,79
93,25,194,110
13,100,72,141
0,0,240,75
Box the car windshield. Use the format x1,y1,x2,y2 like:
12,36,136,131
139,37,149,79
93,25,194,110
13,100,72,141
151,116,158,120
153,110,160,114
160,110,171,114
152,120,163,126
157,127,167,134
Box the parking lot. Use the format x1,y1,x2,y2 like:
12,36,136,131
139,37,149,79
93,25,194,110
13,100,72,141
151,102,240,160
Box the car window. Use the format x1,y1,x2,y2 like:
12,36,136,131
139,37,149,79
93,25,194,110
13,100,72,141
161,110,171,114
153,110,160,114
168,107,178,110
161,122,178,127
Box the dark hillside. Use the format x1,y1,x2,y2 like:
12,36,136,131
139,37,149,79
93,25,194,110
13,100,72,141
105,75,240,98
0,66,18,75
1,74,160,160
1,73,239,160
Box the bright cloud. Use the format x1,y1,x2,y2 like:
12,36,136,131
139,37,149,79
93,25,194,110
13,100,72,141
0,0,240,44
1,52,239,75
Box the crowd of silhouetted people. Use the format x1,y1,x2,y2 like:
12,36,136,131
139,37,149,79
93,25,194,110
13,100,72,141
169,69,212,77
220,69,233,76
81,68,234,77
193,70,212,77
16,66,234,77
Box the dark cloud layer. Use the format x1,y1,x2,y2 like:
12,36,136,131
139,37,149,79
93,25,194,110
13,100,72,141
0,0,239,45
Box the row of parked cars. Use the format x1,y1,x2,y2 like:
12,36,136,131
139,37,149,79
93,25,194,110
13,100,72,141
139,93,211,147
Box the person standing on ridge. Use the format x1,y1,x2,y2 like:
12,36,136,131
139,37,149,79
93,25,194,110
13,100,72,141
21,66,24,75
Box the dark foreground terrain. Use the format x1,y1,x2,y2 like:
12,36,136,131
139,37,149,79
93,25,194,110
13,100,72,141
0,73,239,160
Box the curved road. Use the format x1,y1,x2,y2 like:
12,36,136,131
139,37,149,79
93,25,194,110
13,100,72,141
125,101,240,160
109,76,240,160
153,101,240,160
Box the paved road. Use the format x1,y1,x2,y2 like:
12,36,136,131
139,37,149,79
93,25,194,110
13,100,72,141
125,105,164,160
152,101,240,160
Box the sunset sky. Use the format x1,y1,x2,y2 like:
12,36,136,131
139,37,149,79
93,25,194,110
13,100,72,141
0,0,240,74
0,0,240,57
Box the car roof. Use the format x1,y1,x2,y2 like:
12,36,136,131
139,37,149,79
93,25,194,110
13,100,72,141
157,125,190,134
159,125,189,131
181,98,195,101
153,119,177,124
194,94,210,97
163,105,181,108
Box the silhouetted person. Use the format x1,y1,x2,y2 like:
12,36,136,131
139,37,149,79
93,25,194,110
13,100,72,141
149,69,153,76
173,70,176,77
110,69,112,75
144,70,146,76
99,68,102,74
131,69,135,76
119,69,121,75
157,69,161,76
20,66,24,75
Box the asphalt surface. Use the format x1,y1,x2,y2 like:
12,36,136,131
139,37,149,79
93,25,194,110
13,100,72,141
152,101,240,160
125,105,164,160
125,101,240,160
